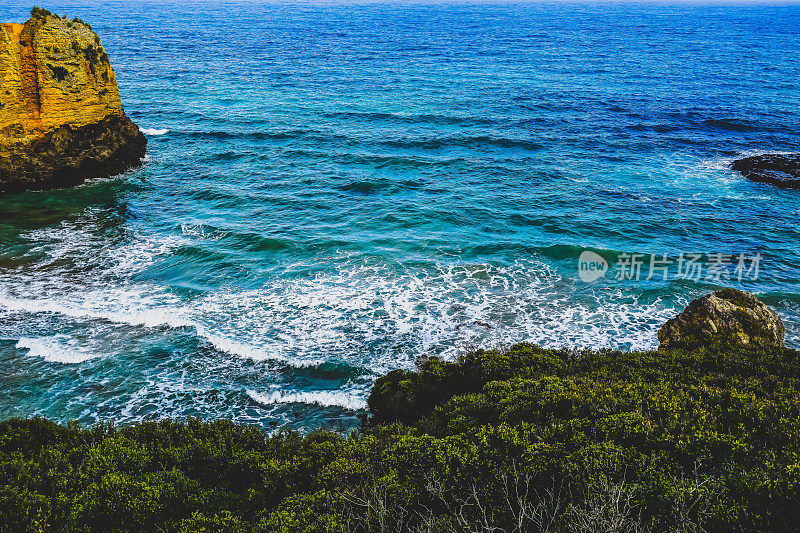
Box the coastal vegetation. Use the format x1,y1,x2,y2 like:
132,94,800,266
1,342,799,532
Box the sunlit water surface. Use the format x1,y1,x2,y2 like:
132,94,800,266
1,1,799,431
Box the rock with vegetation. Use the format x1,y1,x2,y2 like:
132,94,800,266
2,342,800,531
658,288,785,351
0,7,145,192
731,153,800,189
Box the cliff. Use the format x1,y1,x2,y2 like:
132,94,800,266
0,8,145,192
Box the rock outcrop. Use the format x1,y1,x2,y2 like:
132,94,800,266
658,288,785,351
731,153,800,190
0,8,145,192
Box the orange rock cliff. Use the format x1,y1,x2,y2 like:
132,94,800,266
0,8,145,192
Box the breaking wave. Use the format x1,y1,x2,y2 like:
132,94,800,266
246,389,367,410
16,335,101,364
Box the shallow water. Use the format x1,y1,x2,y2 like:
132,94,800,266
1,1,799,431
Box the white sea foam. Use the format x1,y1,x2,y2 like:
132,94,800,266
186,257,685,375
140,128,168,136
0,291,331,367
12,255,682,368
4,216,798,428
196,328,325,367
16,335,100,364
5,205,688,369
247,389,367,410
0,292,193,329
0,206,688,374
19,215,187,280
0,206,719,388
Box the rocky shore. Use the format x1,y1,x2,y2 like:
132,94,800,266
658,287,785,350
732,153,800,190
0,8,145,192
0,288,796,532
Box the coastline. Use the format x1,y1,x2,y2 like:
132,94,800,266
2,341,799,531
1,3,800,530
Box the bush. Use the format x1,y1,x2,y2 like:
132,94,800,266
30,7,52,20
1,344,799,531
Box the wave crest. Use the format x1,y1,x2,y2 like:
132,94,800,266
140,128,169,136
16,335,100,364
246,389,366,410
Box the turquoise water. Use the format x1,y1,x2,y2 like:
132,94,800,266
1,1,799,431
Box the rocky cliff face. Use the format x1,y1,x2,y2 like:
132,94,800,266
0,8,145,192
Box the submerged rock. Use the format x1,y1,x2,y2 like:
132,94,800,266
0,8,146,192
658,288,784,351
731,153,800,190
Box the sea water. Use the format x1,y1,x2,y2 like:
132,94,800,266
1,1,799,431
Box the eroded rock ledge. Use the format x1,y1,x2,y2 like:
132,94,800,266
731,153,800,190
0,8,145,192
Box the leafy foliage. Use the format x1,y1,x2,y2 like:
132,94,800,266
29,7,93,31
1,344,799,531
30,7,53,21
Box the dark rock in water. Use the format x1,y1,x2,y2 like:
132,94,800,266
731,153,800,190
658,288,784,351
1,115,146,192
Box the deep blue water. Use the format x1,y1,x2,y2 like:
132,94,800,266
1,1,799,431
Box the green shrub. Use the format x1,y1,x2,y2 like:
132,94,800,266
30,7,53,21
1,344,799,531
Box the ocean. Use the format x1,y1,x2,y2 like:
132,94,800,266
1,1,799,431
